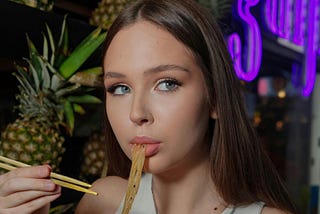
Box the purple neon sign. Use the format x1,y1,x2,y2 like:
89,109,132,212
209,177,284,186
264,0,303,41
227,0,262,81
264,0,319,96
302,0,317,96
292,0,305,45
228,0,320,96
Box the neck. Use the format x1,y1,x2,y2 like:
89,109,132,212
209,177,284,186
151,158,226,214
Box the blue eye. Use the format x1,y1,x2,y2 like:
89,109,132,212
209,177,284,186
157,79,180,91
107,85,130,95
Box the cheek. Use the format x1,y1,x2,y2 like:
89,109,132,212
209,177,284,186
106,101,126,130
155,92,210,140
107,114,133,158
106,93,133,124
106,99,131,148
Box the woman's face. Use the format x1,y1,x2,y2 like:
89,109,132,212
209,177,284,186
104,21,212,174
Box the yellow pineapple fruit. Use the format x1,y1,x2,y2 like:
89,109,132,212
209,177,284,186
89,0,131,30
0,16,105,173
9,0,55,11
80,128,108,181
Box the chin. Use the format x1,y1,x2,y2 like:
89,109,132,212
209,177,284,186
143,158,162,174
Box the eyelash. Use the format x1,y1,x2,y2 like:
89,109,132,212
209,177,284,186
106,83,128,95
105,77,182,95
156,78,182,92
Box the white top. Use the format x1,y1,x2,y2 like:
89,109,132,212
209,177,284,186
115,173,265,214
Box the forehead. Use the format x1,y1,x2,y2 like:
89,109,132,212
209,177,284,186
103,21,196,71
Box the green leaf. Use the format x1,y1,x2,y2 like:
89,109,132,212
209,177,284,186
68,67,103,87
42,32,49,61
59,29,106,79
26,35,42,77
55,15,69,68
26,33,39,56
45,23,56,65
73,103,85,115
56,84,81,97
72,27,102,53
67,94,102,103
50,74,63,91
63,100,75,135
50,74,60,91
39,57,51,89
58,15,68,49
13,67,36,96
25,59,40,92
79,66,103,75
14,62,31,83
45,61,66,91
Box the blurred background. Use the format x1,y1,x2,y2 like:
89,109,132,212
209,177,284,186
0,0,319,213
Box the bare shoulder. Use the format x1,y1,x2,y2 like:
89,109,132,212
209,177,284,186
75,176,128,214
262,206,292,214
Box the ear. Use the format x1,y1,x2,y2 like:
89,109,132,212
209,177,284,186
210,109,218,119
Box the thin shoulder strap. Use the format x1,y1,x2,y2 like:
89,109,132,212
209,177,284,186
223,202,265,214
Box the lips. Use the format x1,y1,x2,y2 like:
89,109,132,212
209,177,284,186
130,136,161,157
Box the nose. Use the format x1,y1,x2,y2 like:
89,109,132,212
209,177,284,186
129,93,154,126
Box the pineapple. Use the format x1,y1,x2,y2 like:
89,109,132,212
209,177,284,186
0,16,105,173
80,128,108,181
9,0,55,11
89,0,131,30
1,118,65,170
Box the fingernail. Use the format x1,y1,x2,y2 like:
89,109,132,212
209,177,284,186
55,185,62,192
39,165,51,177
45,165,52,171
43,165,52,174
44,180,55,189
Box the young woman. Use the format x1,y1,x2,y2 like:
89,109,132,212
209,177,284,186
0,0,297,213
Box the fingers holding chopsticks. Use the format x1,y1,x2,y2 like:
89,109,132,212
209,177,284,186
0,164,51,185
0,165,59,194
0,156,97,195
0,165,61,214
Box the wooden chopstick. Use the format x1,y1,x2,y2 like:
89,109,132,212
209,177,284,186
0,162,98,195
0,155,91,188
0,156,98,196
51,179,98,196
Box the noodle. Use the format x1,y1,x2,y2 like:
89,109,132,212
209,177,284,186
121,144,146,214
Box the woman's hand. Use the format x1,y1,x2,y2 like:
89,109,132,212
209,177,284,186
0,165,61,214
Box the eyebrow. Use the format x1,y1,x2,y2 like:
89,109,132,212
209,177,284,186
104,64,190,79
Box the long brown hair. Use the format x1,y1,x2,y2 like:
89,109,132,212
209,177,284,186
103,0,297,212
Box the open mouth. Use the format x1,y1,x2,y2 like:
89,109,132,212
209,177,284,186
130,136,161,157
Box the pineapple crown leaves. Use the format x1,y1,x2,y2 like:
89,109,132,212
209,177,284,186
58,25,106,80
13,16,105,135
